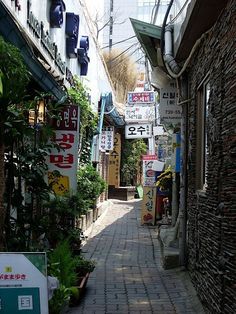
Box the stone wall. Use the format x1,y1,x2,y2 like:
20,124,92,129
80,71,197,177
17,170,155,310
186,1,236,313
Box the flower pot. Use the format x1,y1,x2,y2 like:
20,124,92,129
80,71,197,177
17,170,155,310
69,272,90,306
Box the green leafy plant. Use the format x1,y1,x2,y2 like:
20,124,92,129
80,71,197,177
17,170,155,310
74,255,95,278
121,139,147,186
156,166,172,191
68,77,97,164
77,165,107,212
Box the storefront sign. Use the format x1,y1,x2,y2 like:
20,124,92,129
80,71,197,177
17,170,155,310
27,0,66,74
127,91,155,104
159,85,181,125
108,133,121,187
47,105,80,195
125,123,152,139
99,127,114,152
125,105,155,122
141,186,156,225
142,155,157,186
0,253,48,313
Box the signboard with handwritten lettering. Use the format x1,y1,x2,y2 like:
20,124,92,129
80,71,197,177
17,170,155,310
125,105,155,122
142,155,158,186
141,186,156,225
47,105,80,194
99,127,114,152
0,253,48,313
108,133,121,187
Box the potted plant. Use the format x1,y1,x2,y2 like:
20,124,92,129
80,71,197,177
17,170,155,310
69,255,95,306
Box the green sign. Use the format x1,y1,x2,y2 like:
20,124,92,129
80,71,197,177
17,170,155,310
0,288,40,313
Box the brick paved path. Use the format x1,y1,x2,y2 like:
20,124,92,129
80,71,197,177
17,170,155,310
66,199,205,314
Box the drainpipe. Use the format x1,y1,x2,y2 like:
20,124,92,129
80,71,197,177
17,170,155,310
90,94,107,162
163,25,180,75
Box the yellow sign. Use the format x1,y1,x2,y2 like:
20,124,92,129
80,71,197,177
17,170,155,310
4,266,12,272
141,186,156,225
48,172,69,195
108,133,121,188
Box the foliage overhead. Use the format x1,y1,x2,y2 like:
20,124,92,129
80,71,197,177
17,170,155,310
103,49,137,103
0,36,29,106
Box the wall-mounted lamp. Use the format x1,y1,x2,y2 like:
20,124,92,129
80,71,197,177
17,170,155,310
29,100,46,125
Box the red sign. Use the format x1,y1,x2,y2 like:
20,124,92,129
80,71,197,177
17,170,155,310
127,91,155,104
51,105,79,131
142,155,157,160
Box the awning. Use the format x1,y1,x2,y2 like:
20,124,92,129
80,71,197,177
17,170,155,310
130,18,171,89
103,93,125,127
0,2,65,100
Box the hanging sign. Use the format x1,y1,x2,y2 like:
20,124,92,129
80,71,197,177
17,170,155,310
0,253,48,313
142,155,157,186
141,186,156,225
127,91,155,104
171,132,181,172
108,133,121,187
47,105,80,195
125,123,152,139
159,85,181,125
99,127,114,151
125,105,155,122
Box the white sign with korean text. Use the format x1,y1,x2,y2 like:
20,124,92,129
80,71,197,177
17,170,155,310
47,105,80,195
99,127,114,151
159,85,181,125
142,155,157,186
125,123,152,139
125,105,155,122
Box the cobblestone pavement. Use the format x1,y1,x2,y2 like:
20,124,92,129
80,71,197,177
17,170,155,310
66,199,205,314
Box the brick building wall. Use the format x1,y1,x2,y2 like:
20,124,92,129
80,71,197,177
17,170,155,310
186,1,236,313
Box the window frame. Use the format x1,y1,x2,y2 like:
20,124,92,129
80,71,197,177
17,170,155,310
196,76,210,191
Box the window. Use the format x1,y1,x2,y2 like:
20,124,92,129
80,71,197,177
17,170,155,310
196,79,210,190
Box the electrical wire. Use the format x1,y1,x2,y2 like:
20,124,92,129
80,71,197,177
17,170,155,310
102,35,137,49
108,46,142,71
108,42,139,64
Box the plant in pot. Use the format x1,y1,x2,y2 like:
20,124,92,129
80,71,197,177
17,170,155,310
69,255,95,306
47,240,77,313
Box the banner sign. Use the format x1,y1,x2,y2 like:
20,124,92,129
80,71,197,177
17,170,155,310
0,253,48,313
125,105,155,122
142,155,157,186
108,133,121,187
141,186,156,225
47,105,80,195
171,132,181,172
99,127,114,151
127,91,155,104
125,123,152,139
159,85,181,125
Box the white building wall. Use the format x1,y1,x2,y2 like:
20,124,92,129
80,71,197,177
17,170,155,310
1,0,113,111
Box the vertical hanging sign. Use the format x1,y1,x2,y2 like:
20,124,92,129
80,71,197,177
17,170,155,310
108,133,121,187
47,105,80,195
99,127,114,151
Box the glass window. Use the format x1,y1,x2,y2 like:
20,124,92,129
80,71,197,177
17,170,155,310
196,79,210,190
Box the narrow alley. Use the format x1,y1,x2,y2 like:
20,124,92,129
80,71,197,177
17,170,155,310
66,199,205,314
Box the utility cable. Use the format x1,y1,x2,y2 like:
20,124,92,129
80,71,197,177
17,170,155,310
102,35,136,49
108,42,139,64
